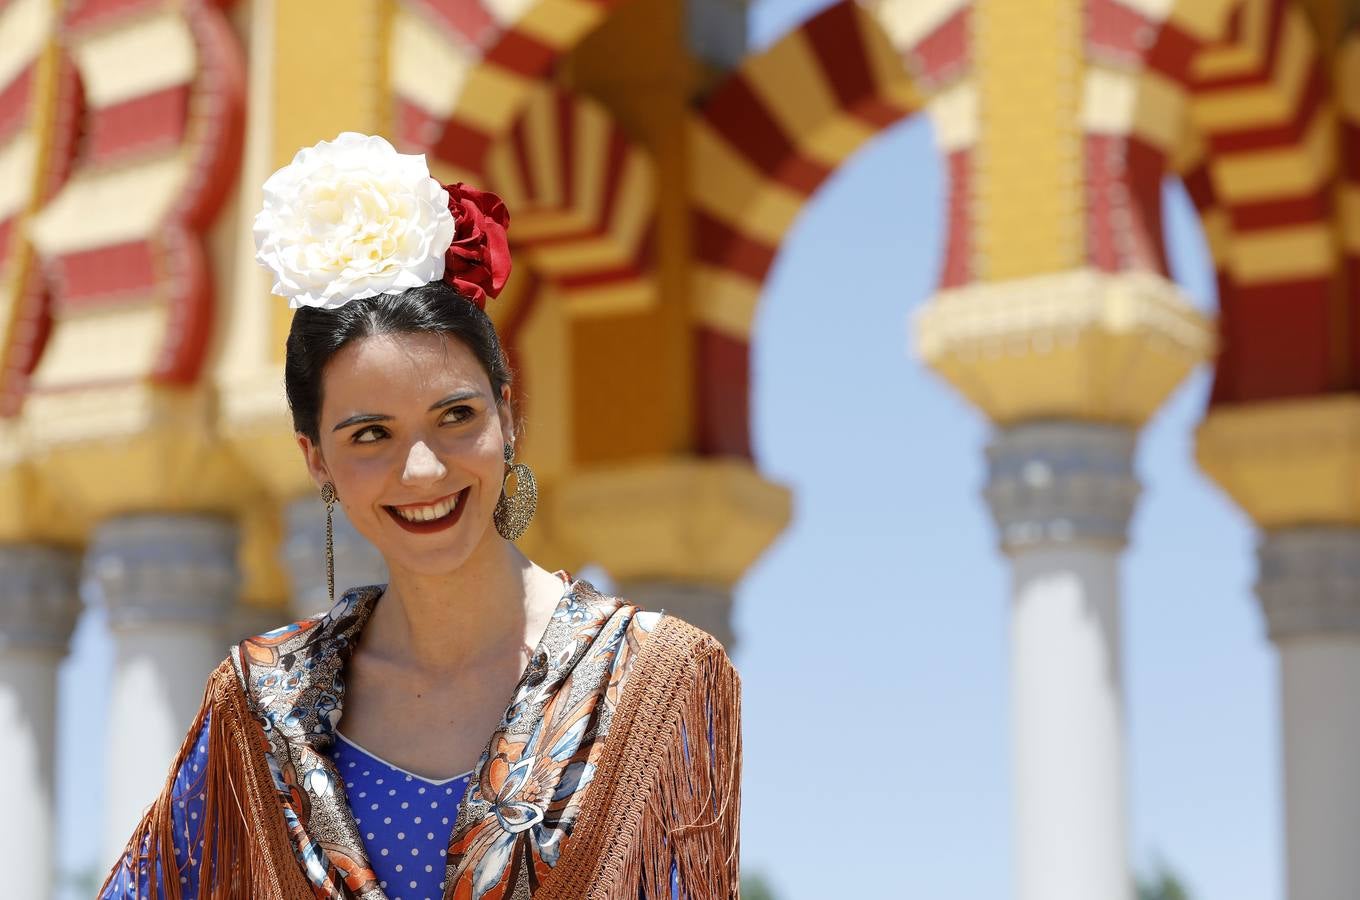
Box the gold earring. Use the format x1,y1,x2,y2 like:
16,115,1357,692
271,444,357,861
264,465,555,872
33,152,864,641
493,442,537,540
320,482,337,604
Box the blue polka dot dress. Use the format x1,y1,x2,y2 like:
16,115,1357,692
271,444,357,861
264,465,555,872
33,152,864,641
329,730,472,900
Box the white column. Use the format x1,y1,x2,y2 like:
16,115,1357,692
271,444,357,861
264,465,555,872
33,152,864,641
984,421,1139,900
88,514,240,866
1256,527,1360,900
616,580,736,651
282,495,388,617
0,544,80,900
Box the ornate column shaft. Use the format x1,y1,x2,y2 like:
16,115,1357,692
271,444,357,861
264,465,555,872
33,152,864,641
282,495,388,618
88,513,240,865
1256,527,1360,900
0,544,80,900
985,421,1140,900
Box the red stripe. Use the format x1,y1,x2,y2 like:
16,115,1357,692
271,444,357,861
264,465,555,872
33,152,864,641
692,209,777,280
50,240,157,308
509,111,538,205
433,118,494,176
941,149,971,288
395,98,443,152
1181,162,1216,210
803,3,874,114
1342,121,1360,180
0,216,15,266
0,63,34,146
703,75,830,195
695,327,750,458
1212,276,1334,401
65,0,161,33
909,8,970,87
1087,0,1156,66
1086,133,1123,272
85,85,189,164
1126,137,1168,274
556,90,576,212
1192,0,1287,91
484,28,557,77
1146,21,1202,84
1230,189,1331,230
1205,65,1326,154
555,261,647,291
414,0,496,46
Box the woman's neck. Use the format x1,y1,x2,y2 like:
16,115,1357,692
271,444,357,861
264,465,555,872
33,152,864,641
361,531,552,675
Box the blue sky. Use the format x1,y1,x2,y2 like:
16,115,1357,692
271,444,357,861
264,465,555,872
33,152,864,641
56,3,1280,898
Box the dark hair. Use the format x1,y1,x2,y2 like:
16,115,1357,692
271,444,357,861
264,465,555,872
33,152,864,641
284,280,514,444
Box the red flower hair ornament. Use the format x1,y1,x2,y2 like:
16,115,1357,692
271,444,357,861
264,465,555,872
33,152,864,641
440,181,511,310
252,132,511,311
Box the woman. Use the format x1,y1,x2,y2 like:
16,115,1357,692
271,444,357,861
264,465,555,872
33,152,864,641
98,133,741,900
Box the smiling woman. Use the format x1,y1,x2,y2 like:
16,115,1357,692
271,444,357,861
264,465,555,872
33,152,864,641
97,133,740,900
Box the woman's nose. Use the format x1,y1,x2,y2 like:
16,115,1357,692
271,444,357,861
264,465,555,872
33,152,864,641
401,440,447,483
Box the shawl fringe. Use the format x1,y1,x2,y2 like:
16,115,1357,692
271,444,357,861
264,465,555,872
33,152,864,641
539,615,743,900
96,657,314,900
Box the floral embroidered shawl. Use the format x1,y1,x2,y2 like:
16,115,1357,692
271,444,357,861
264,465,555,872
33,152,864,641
101,577,741,900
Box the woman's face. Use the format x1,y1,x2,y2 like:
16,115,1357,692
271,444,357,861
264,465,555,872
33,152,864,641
297,330,515,577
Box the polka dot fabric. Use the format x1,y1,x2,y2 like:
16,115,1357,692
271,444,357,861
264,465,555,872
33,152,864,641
329,731,472,900
99,712,214,899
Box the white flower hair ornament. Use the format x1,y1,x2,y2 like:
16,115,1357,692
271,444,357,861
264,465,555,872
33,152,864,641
252,132,512,310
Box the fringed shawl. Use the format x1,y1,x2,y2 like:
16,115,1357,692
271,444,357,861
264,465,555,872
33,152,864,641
99,578,741,900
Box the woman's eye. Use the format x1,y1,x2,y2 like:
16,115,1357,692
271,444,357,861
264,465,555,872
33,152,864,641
443,405,474,423
352,426,386,444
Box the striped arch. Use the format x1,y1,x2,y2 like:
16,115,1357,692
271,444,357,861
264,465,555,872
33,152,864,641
689,0,924,455
22,0,244,395
482,85,655,317
1075,0,1340,401
389,0,628,177
0,0,79,417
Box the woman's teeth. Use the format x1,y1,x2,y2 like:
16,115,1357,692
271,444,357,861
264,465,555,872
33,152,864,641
392,493,459,522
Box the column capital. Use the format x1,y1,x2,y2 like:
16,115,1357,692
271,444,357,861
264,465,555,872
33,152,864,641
914,269,1214,426
1196,394,1360,528
1256,527,1360,640
543,458,791,588
87,513,240,629
984,420,1140,554
0,544,81,652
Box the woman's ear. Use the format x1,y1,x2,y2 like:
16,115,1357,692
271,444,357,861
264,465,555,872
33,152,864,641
296,432,332,491
497,384,517,444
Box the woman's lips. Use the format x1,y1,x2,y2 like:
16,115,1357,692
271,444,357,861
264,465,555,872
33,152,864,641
384,486,469,534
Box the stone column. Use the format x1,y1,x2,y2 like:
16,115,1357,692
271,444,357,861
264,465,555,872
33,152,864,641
0,544,81,900
87,513,240,865
282,495,388,618
1256,527,1360,900
984,421,1140,900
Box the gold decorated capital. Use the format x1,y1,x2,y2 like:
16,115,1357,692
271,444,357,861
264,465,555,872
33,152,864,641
537,458,791,588
913,269,1216,426
1195,395,1360,528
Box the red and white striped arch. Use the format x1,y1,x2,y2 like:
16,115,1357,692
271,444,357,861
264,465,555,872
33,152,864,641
1100,0,1344,402
1337,29,1359,384
0,0,79,417
22,0,243,396
689,0,925,456
482,84,655,317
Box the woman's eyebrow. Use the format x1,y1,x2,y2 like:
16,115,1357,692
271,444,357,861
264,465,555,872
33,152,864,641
331,390,484,432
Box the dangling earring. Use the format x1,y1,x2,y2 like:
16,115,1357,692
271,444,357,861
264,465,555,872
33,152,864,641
494,442,537,540
320,481,337,604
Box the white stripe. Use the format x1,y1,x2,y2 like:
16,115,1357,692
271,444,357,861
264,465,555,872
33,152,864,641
870,0,968,52
70,11,197,109
390,6,473,118
928,80,976,151
0,131,37,221
28,152,188,255
0,0,54,89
